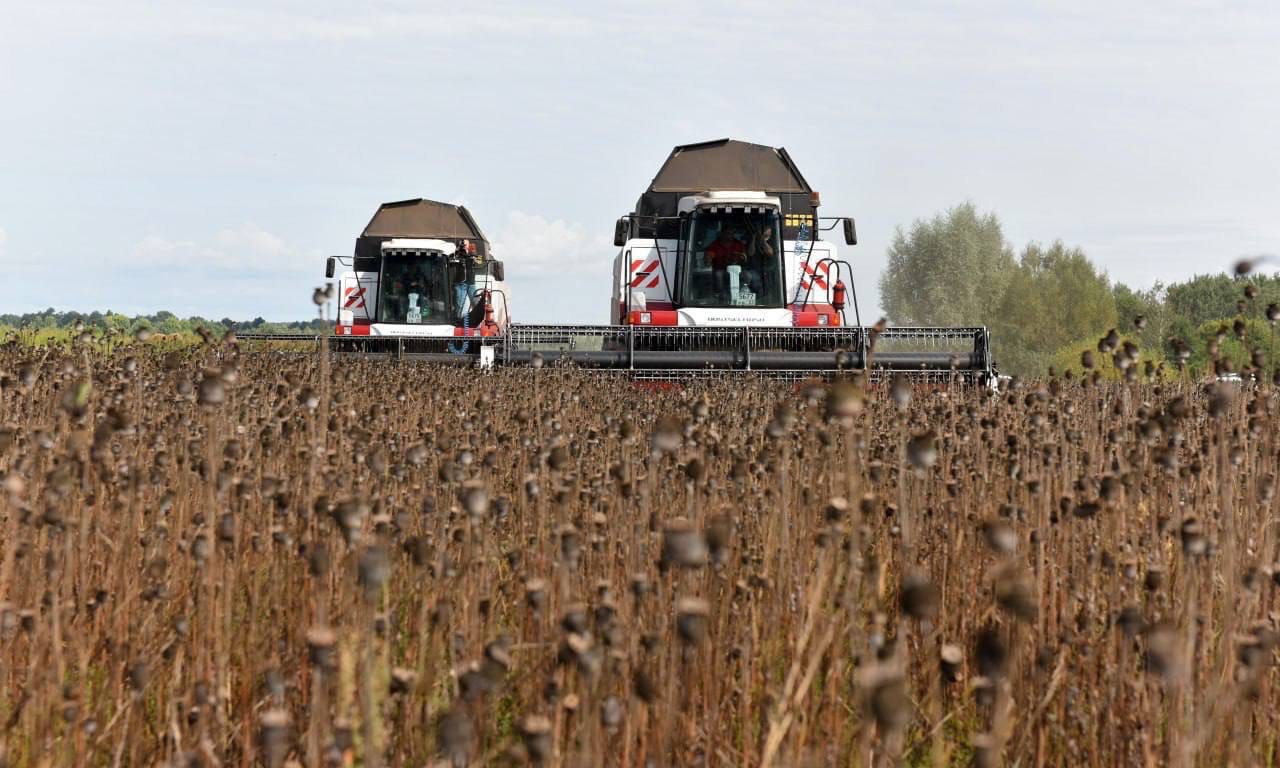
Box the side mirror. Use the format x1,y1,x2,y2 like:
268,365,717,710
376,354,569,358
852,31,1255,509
490,260,505,282
613,217,629,247
843,218,857,246
325,256,336,278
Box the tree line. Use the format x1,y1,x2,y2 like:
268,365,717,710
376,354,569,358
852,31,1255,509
878,202,1280,378
0,308,329,338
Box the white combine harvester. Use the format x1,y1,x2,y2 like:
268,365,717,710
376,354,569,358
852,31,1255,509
497,139,992,381
610,138,858,328
325,199,509,357
303,140,993,382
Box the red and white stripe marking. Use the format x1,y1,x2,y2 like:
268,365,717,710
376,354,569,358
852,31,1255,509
630,259,662,289
800,262,829,291
344,286,367,309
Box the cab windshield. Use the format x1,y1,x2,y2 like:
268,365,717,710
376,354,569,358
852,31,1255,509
682,210,784,308
378,253,452,324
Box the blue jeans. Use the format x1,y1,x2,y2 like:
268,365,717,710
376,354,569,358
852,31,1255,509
454,282,472,323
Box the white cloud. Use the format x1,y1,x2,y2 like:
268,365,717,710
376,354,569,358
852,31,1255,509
490,212,612,275
132,224,310,272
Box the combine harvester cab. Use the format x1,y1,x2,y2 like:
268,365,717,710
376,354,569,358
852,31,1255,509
504,139,994,383
326,199,510,357
610,138,853,329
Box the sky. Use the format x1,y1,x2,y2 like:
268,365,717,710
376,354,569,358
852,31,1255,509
1,0,1278,323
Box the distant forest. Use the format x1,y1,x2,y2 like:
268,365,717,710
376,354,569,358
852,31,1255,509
878,203,1280,378
0,309,328,337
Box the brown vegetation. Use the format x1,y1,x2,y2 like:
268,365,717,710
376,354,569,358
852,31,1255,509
0,339,1277,767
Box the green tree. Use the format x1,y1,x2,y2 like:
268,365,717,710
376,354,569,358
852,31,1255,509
1166,274,1275,325
990,241,1118,377
1046,333,1173,381
1186,317,1279,376
1162,272,1280,353
1112,282,1174,361
878,202,1015,326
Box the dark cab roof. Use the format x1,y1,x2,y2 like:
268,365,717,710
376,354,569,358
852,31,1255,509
361,198,488,242
646,138,812,195
355,198,489,262
632,139,818,238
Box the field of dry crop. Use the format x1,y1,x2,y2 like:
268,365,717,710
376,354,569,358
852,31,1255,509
0,340,1277,767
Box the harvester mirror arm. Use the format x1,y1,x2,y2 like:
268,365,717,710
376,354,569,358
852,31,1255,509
615,214,683,246
813,217,858,246
325,255,353,278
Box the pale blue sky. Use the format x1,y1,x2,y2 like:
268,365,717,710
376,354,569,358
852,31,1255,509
2,1,1277,322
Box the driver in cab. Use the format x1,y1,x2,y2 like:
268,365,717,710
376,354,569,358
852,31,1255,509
707,225,765,302
706,225,745,270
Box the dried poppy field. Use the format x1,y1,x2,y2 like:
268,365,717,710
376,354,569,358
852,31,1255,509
0,342,1277,767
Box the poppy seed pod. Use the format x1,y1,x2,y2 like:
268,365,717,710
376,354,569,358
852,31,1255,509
257,709,290,768
993,572,1037,622
824,496,849,522
517,715,553,763
437,708,475,764
197,374,225,406
525,578,549,613
899,573,940,621
558,524,582,566
600,695,624,733
940,643,963,683
1180,517,1207,557
825,381,864,424
979,518,1018,555
306,626,337,670
705,514,732,565
650,415,683,454
661,518,708,569
867,673,910,731
974,626,1008,680
357,545,391,597
906,430,938,469
1116,605,1145,637
675,597,711,645
890,374,912,410
460,481,488,517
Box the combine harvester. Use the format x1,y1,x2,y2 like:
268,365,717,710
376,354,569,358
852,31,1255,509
500,139,994,382
248,140,993,381
324,198,510,359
